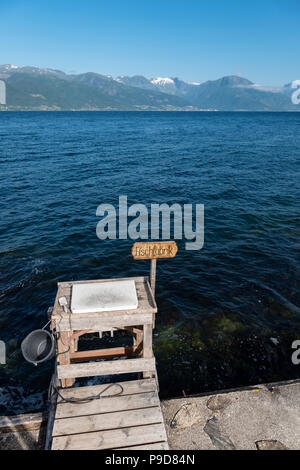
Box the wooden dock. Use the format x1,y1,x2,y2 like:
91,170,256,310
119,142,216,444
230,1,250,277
50,378,168,450
46,273,169,450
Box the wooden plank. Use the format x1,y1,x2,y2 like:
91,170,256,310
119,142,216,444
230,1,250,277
0,412,46,434
145,279,157,317
70,326,143,341
57,378,156,401
57,331,74,388
55,391,159,419
57,357,156,379
56,313,153,332
53,406,163,437
55,277,149,298
52,423,167,450
57,276,147,287
69,346,138,362
118,442,169,450
45,375,59,450
135,327,143,358
71,330,94,340
143,323,153,379
143,324,153,358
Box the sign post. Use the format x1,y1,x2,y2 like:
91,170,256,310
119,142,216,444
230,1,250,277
150,259,157,296
131,241,178,297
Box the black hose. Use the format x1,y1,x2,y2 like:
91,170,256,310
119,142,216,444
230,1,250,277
47,330,124,404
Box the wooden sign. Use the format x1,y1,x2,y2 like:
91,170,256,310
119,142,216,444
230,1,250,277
131,241,178,260
132,242,178,298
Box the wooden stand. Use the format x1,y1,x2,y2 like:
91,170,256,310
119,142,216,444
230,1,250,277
46,276,169,450
46,242,179,450
50,276,157,388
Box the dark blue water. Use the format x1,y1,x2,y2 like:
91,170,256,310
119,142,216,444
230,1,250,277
0,111,299,415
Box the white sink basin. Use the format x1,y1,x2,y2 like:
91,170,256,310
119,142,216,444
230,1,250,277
70,280,138,314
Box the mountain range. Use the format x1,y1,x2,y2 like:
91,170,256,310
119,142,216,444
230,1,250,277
0,64,299,111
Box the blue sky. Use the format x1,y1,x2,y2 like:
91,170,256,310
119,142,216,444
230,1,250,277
1,0,299,85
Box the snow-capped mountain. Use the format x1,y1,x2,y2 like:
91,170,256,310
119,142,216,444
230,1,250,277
150,77,177,94
116,75,200,96
0,65,190,110
0,64,67,79
1,64,22,70
0,64,298,111
115,74,298,110
151,77,174,85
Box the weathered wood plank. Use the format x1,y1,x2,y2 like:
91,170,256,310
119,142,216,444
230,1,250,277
118,442,169,450
57,378,156,401
69,346,138,362
0,413,46,434
45,375,59,450
143,324,153,359
143,323,154,379
70,326,143,341
58,276,147,286
57,357,155,379
53,406,163,437
55,391,159,419
52,423,167,450
56,313,153,332
57,331,74,389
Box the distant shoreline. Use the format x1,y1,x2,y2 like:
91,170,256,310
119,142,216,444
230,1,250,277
1,108,300,112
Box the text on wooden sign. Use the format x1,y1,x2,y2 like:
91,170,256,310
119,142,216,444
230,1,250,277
132,241,178,260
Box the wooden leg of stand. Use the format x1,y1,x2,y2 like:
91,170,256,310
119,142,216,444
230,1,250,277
57,331,74,388
143,323,154,379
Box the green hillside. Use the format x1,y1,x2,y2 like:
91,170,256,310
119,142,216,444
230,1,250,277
2,70,190,111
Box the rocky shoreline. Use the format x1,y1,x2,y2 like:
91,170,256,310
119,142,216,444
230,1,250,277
1,379,299,450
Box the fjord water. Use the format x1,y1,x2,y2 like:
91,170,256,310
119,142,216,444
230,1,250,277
0,111,299,414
